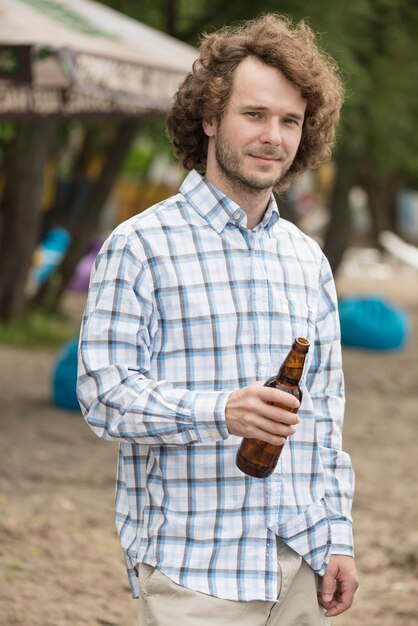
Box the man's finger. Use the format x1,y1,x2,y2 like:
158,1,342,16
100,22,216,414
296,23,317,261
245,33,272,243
320,568,336,603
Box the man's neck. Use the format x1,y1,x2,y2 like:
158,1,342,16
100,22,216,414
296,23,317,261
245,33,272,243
205,172,272,230
242,193,272,230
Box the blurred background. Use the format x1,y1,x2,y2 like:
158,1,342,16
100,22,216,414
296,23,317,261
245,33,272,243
0,1,417,625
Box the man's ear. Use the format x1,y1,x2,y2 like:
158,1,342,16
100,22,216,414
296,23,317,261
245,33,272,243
202,117,217,138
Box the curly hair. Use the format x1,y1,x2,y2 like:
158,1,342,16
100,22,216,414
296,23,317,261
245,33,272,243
166,13,344,191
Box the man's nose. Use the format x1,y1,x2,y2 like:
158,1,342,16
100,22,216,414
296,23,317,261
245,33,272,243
259,119,282,145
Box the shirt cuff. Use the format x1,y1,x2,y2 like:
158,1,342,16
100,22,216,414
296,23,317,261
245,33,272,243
190,390,231,443
329,518,354,557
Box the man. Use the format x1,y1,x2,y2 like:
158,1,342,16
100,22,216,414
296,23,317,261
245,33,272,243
77,13,358,626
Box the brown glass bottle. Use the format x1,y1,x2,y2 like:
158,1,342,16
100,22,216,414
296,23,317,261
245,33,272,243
236,337,310,478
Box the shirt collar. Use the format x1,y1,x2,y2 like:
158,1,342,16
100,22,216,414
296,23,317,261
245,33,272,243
179,170,280,234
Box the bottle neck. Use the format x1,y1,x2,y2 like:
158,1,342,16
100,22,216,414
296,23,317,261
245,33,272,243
277,350,307,385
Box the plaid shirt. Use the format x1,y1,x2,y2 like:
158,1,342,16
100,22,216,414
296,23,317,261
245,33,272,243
77,170,354,602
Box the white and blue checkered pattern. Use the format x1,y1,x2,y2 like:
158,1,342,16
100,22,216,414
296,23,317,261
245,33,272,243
77,170,354,602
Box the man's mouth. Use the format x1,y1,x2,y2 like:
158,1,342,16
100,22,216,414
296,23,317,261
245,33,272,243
249,150,283,160
249,153,282,163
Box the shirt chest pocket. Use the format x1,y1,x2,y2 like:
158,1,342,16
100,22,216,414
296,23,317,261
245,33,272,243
272,297,315,348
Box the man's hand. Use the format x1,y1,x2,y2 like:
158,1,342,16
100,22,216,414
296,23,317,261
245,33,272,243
318,555,359,617
225,382,300,445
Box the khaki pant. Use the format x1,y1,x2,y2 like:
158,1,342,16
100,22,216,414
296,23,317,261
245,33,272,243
137,540,329,626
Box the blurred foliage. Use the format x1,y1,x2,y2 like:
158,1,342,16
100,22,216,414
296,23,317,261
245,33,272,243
0,309,75,348
314,1,418,183
0,121,15,145
48,118,170,184
122,119,173,178
99,0,418,186
0,121,15,178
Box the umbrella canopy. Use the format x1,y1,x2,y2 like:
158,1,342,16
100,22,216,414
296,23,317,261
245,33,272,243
0,0,197,118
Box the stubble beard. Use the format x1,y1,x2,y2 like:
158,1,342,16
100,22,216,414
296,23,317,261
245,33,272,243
214,131,290,198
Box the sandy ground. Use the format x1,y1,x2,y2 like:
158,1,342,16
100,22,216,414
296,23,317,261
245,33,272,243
1,253,418,626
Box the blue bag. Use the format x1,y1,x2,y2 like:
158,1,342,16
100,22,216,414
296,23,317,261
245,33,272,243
52,338,80,411
338,296,409,351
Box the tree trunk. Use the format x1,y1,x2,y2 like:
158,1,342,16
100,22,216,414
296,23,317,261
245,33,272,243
32,120,139,311
164,0,178,37
0,121,58,322
322,149,356,275
360,169,405,247
41,126,95,236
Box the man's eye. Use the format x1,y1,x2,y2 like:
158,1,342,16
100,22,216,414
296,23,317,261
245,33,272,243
246,112,260,118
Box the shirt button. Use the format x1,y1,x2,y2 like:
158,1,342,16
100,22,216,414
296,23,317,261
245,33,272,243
233,210,241,220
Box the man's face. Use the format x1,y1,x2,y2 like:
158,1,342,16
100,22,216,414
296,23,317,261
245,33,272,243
203,56,306,199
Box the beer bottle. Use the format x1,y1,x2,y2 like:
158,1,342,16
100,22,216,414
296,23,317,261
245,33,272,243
236,337,310,478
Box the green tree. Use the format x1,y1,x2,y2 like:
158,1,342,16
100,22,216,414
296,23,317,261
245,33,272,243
308,1,418,266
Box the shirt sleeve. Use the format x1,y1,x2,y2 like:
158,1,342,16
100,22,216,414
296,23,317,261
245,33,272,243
77,233,230,446
305,254,355,557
